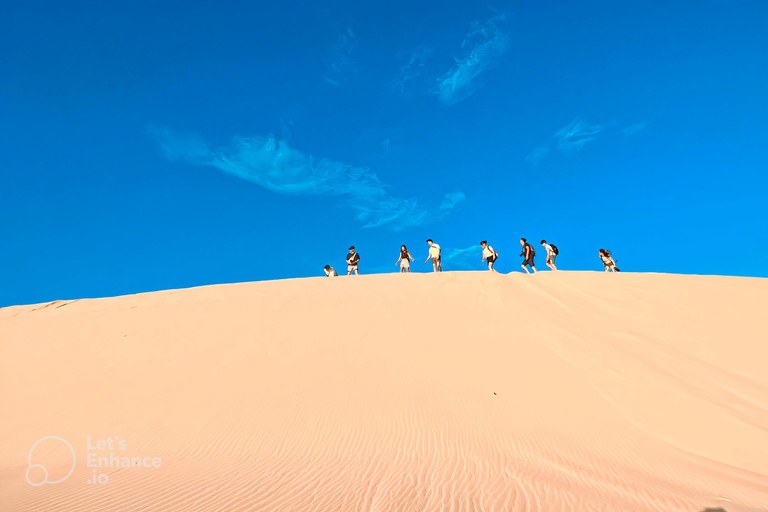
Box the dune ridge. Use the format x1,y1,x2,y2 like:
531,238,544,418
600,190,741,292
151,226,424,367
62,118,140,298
1,271,767,511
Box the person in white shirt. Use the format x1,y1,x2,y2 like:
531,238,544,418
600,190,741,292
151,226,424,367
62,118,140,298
480,241,498,272
540,240,558,271
324,265,338,277
396,245,415,273
424,239,442,272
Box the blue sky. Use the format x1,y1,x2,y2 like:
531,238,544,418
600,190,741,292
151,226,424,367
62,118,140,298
1,0,766,306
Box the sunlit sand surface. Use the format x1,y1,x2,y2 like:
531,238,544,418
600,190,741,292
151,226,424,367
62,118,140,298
2,271,767,511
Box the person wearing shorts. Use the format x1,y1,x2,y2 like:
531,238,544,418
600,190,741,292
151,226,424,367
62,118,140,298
599,249,620,272
424,239,442,272
480,241,498,272
519,238,537,273
541,240,557,271
346,246,360,275
396,245,415,273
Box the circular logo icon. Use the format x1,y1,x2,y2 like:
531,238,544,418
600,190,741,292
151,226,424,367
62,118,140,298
26,436,76,486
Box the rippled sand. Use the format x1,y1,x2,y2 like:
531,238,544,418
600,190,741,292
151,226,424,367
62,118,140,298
2,271,766,511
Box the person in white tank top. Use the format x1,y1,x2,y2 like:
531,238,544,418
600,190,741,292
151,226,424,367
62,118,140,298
480,241,498,272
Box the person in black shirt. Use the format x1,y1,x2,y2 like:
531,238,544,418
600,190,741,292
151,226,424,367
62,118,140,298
519,238,537,274
396,245,415,273
346,246,360,275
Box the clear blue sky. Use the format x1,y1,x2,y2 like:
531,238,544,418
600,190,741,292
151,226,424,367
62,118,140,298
1,0,766,306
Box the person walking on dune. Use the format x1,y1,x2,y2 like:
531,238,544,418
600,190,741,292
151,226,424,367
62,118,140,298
599,249,620,272
396,245,415,273
481,241,499,272
324,265,338,277
424,239,442,272
346,246,360,275
541,240,558,271
519,238,537,273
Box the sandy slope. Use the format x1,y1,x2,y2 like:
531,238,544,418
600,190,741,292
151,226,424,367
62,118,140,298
1,271,767,512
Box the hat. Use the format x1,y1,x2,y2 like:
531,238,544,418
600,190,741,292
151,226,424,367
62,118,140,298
349,246,355,250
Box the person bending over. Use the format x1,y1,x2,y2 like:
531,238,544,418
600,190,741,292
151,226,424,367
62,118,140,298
541,240,558,271
599,249,620,272
424,239,442,272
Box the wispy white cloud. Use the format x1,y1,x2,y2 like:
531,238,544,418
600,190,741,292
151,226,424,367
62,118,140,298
623,121,648,136
526,118,606,165
436,15,509,105
525,147,551,166
149,126,464,230
554,119,605,154
392,46,433,93
324,28,359,87
442,245,481,269
440,191,467,210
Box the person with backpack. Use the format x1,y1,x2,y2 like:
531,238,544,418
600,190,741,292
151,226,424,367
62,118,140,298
396,245,415,273
324,265,338,277
346,246,361,275
424,239,442,272
599,249,620,272
480,241,499,272
519,238,537,273
540,240,558,271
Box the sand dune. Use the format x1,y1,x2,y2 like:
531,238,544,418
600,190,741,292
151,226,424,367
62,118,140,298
1,271,767,511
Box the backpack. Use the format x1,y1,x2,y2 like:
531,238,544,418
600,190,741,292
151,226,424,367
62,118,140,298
551,244,559,256
527,243,535,257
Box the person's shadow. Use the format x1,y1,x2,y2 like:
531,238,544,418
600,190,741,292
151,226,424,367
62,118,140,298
700,508,727,512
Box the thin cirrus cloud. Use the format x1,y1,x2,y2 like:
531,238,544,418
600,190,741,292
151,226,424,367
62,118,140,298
442,245,481,269
525,147,551,166
391,46,433,94
149,126,465,230
623,121,648,136
324,27,359,87
526,118,605,165
554,119,605,154
436,15,509,106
